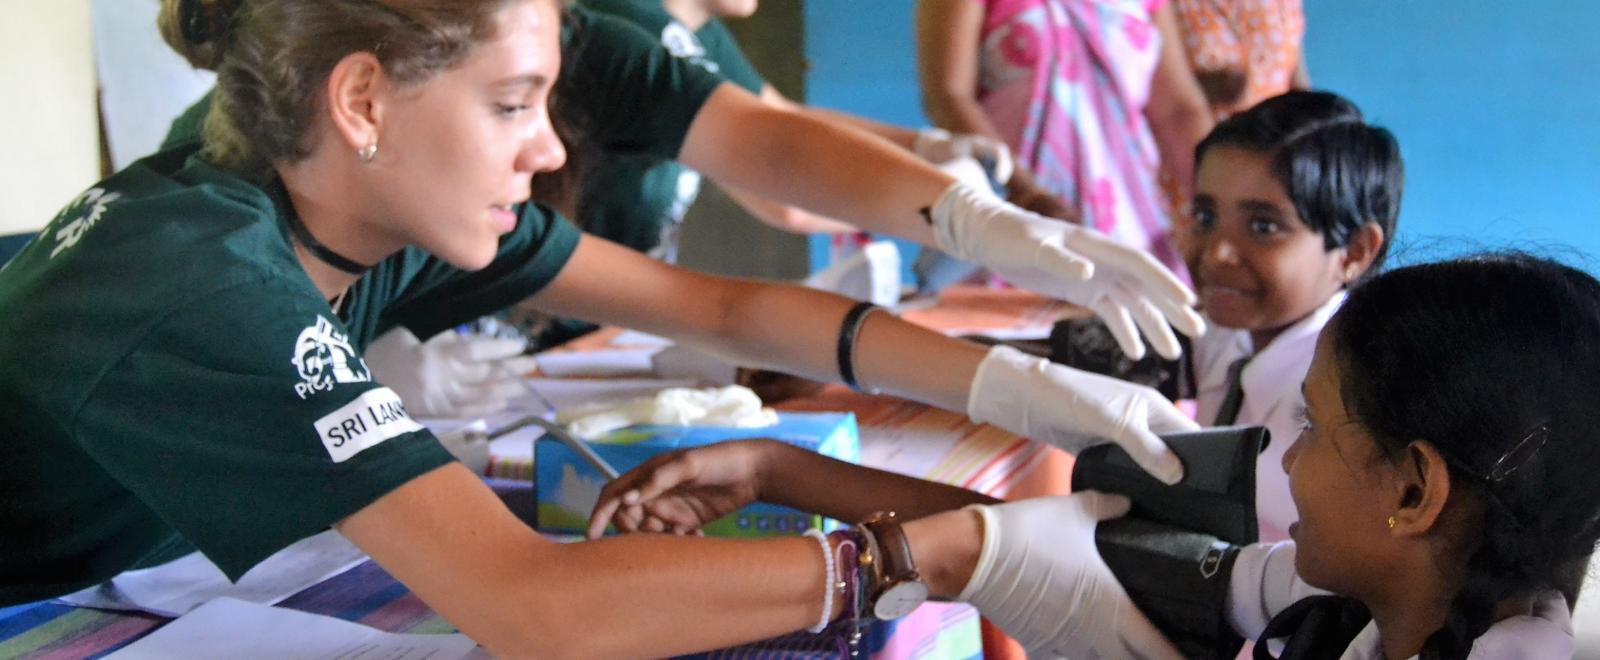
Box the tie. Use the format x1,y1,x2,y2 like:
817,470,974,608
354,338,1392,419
1253,595,1372,660
1213,357,1249,426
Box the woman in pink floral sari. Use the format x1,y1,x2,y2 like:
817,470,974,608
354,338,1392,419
918,0,1211,276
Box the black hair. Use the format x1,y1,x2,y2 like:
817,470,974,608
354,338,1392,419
1195,91,1405,278
1328,253,1600,658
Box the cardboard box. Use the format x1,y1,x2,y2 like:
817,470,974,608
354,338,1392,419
535,412,859,537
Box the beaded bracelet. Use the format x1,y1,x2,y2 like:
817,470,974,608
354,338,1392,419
802,528,835,634
829,529,866,657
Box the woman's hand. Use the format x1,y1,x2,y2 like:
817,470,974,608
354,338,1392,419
968,345,1196,483
585,439,783,539
960,492,1183,660
928,183,1206,361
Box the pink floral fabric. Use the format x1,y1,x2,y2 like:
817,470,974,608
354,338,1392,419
975,0,1182,272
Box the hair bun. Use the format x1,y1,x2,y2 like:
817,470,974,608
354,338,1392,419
180,0,242,44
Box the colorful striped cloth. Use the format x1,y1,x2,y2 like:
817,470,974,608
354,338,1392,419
0,559,979,659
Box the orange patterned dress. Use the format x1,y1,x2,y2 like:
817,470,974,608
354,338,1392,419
1173,0,1306,118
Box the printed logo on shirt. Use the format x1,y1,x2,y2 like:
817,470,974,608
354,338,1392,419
291,316,372,399
659,22,721,74
314,387,423,463
50,188,123,258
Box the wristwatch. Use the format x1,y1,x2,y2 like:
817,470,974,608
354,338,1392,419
858,511,930,620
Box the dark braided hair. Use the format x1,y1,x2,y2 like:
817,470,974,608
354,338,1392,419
1195,91,1405,279
1327,253,1600,658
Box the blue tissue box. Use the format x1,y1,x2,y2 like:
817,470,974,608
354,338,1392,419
535,412,860,537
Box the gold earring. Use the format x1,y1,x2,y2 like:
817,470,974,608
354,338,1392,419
358,142,378,164
1387,515,1397,529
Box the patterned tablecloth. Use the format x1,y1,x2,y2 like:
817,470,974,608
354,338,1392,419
0,286,1079,659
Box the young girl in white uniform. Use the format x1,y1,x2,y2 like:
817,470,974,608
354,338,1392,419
1184,90,1401,542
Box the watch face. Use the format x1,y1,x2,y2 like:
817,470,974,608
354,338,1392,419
873,581,930,620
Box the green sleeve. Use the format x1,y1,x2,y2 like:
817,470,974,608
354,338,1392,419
563,8,729,160
380,202,582,340
695,19,765,94
73,281,455,580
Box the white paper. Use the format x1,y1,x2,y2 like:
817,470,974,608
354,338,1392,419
533,348,660,377
58,530,367,617
105,597,477,660
607,329,674,348
92,0,216,169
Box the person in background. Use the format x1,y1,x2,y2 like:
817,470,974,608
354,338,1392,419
916,0,1214,276
1171,0,1310,120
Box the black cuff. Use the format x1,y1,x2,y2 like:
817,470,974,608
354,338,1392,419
836,301,880,393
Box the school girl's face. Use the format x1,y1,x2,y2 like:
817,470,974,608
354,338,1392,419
374,0,566,270
1281,333,1392,596
1189,147,1350,342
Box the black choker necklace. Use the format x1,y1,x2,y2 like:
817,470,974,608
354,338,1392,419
285,211,373,275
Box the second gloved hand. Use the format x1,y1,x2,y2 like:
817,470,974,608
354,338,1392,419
960,492,1183,660
364,327,537,418
929,182,1206,360
914,127,1014,187
968,345,1196,483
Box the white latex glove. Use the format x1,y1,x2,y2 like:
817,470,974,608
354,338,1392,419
915,127,1015,187
969,345,1195,483
363,327,537,418
960,492,1184,660
930,182,1206,360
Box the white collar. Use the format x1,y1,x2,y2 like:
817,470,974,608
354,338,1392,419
1340,590,1573,660
1237,291,1346,404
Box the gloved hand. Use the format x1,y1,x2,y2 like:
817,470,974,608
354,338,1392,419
915,127,1015,188
363,327,537,418
968,345,1196,483
929,182,1206,360
960,492,1184,660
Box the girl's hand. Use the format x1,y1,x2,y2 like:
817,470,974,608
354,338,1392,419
585,439,782,539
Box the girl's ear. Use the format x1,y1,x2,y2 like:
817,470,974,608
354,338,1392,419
324,51,391,157
1339,222,1386,283
1389,439,1453,536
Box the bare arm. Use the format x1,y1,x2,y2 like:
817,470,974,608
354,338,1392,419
1146,2,1215,197
759,441,1001,521
533,235,987,413
679,84,953,247
761,85,922,151
915,0,1005,141
338,463,981,657
914,0,1075,221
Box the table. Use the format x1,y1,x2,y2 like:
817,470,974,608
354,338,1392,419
0,286,1078,659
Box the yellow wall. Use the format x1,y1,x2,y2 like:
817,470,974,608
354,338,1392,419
0,0,99,235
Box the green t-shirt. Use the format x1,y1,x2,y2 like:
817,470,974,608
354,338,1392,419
0,144,581,605
575,0,765,258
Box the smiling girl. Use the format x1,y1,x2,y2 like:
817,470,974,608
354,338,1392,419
1185,90,1402,541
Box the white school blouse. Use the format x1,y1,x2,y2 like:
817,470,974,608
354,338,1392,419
1193,291,1346,542
1228,542,1574,659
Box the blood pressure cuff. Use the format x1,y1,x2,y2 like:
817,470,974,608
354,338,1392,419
1072,426,1270,659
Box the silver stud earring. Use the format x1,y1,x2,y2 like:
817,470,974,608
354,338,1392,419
358,142,378,164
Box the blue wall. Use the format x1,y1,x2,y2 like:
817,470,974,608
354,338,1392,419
1303,1,1600,269
804,0,1600,272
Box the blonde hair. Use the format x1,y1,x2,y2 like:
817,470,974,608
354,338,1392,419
158,0,519,173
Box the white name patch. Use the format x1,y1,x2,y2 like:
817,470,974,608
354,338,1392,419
314,387,424,463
